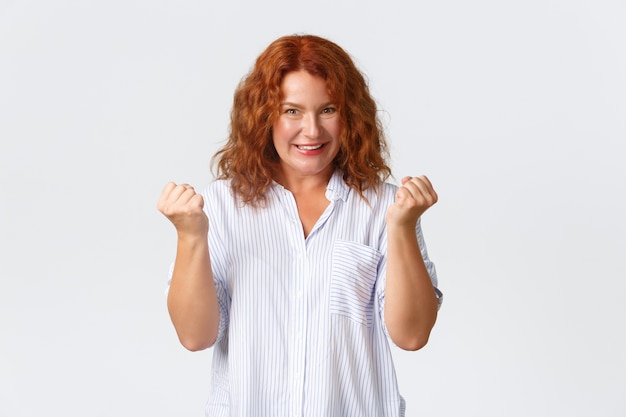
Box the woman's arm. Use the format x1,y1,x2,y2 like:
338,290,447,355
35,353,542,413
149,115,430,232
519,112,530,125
158,182,220,351
384,176,439,351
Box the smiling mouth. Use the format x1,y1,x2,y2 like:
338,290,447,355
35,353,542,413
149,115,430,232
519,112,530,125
296,144,324,150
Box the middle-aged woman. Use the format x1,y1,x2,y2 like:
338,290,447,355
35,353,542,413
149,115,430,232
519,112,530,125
158,33,443,416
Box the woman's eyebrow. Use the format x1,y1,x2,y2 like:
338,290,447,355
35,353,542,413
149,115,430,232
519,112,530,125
280,101,334,108
280,101,302,107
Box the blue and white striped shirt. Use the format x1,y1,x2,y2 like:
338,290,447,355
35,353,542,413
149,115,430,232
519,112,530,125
182,170,440,417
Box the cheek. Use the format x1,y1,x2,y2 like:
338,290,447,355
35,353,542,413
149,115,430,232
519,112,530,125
327,120,343,142
272,119,294,142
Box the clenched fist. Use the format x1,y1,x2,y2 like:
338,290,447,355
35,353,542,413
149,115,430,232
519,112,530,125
157,182,208,237
386,175,438,228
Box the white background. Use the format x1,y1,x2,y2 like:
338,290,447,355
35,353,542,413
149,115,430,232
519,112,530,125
1,0,625,416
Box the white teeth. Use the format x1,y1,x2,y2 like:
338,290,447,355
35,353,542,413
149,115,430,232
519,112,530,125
297,144,323,150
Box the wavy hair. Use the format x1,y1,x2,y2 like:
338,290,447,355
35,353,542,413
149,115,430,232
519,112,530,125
212,34,391,206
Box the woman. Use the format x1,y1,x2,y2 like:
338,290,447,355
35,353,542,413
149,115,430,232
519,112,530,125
158,34,442,417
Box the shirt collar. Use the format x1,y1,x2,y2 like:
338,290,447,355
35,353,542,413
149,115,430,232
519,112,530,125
269,170,349,202
325,170,350,202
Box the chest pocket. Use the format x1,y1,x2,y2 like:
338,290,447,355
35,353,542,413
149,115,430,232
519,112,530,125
329,240,382,327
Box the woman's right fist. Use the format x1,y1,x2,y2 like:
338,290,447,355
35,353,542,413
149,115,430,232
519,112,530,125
157,182,208,236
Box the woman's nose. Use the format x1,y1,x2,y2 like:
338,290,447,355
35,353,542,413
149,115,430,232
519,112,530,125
302,113,320,138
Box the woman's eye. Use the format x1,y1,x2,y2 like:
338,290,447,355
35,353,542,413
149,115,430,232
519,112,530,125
285,109,298,115
322,107,336,114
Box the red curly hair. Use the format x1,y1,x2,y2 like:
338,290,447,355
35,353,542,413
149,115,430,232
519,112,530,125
212,34,391,206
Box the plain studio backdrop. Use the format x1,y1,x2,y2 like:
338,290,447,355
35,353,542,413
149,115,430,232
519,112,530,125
1,0,625,416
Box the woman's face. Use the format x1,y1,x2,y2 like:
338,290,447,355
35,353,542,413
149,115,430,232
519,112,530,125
272,70,342,181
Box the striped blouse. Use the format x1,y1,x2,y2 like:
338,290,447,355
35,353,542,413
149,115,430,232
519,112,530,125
178,170,441,417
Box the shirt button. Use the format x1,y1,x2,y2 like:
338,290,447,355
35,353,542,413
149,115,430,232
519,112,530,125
297,291,303,299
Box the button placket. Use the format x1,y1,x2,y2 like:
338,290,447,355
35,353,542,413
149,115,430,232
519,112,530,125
282,188,308,417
